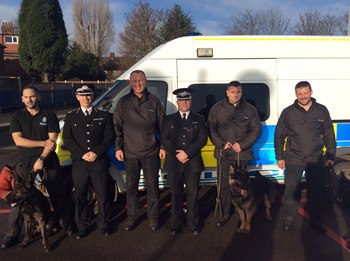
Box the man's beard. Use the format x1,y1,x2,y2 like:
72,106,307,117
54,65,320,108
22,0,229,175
298,98,311,106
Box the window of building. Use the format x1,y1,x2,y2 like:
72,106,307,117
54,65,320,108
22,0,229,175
189,83,270,121
4,36,18,44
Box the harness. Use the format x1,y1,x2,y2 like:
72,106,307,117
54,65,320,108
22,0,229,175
30,169,54,211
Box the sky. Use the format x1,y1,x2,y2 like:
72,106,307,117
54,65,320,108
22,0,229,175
0,0,349,54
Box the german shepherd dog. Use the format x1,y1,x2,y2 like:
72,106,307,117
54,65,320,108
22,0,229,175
9,171,55,252
229,165,276,233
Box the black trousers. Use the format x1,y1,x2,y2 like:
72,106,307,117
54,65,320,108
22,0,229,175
5,154,72,239
217,158,249,220
169,169,201,230
72,160,110,232
284,162,325,224
124,157,159,223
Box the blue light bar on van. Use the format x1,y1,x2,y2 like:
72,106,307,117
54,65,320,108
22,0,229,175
197,48,213,57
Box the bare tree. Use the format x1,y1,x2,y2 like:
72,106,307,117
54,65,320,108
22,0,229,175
259,8,290,35
293,10,339,35
336,12,349,35
72,0,116,58
226,8,290,35
226,9,260,35
119,1,164,70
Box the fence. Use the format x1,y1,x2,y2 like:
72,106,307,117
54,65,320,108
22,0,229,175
0,78,113,113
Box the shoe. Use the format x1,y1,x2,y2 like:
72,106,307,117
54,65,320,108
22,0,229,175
1,237,17,250
149,219,159,231
187,226,199,235
283,220,293,231
216,218,228,227
310,223,327,234
65,227,74,237
170,228,180,235
124,220,136,231
101,228,110,237
75,230,88,239
46,225,61,237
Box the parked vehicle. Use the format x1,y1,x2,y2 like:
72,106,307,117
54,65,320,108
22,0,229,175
56,35,350,196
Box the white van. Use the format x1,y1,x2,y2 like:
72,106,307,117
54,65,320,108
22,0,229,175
56,35,350,195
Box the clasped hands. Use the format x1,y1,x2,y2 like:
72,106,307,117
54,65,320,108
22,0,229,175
176,150,189,164
82,151,97,162
224,141,241,152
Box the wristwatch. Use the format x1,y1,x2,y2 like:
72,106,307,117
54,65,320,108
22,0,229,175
39,156,46,161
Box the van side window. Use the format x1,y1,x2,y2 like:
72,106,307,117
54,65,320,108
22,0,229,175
189,83,269,121
146,81,168,110
95,80,168,113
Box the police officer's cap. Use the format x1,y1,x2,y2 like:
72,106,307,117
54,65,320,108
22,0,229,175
75,84,95,96
173,88,193,100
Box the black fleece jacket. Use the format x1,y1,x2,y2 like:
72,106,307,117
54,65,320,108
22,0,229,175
274,97,336,165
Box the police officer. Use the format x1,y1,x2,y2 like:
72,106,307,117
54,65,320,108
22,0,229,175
161,88,208,235
63,84,115,239
1,86,73,250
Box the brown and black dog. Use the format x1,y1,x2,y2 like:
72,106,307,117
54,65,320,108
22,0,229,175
229,165,276,233
9,172,56,252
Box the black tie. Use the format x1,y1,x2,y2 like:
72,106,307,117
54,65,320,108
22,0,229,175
85,110,89,119
182,113,186,120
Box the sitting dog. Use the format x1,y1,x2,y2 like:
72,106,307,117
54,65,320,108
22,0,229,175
229,165,276,233
9,172,55,252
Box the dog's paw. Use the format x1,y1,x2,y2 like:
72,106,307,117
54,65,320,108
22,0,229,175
237,227,245,233
44,244,51,252
19,242,28,249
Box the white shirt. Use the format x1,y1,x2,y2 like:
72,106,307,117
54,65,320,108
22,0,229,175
179,111,189,120
81,107,93,115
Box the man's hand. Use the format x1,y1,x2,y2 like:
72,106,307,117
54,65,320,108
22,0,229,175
232,142,241,153
82,151,97,162
325,159,335,167
115,149,124,161
223,142,233,150
176,150,189,164
159,149,166,160
277,159,285,170
44,139,56,151
33,158,44,172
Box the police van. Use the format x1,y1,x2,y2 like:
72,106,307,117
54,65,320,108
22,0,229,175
56,35,350,195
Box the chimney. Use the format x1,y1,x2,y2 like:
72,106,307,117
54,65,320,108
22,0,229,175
1,21,15,34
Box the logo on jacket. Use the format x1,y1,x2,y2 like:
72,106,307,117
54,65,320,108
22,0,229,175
40,117,48,126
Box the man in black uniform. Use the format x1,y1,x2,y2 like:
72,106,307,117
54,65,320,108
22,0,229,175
161,88,208,235
113,70,165,231
63,84,115,239
1,86,73,250
208,81,261,227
